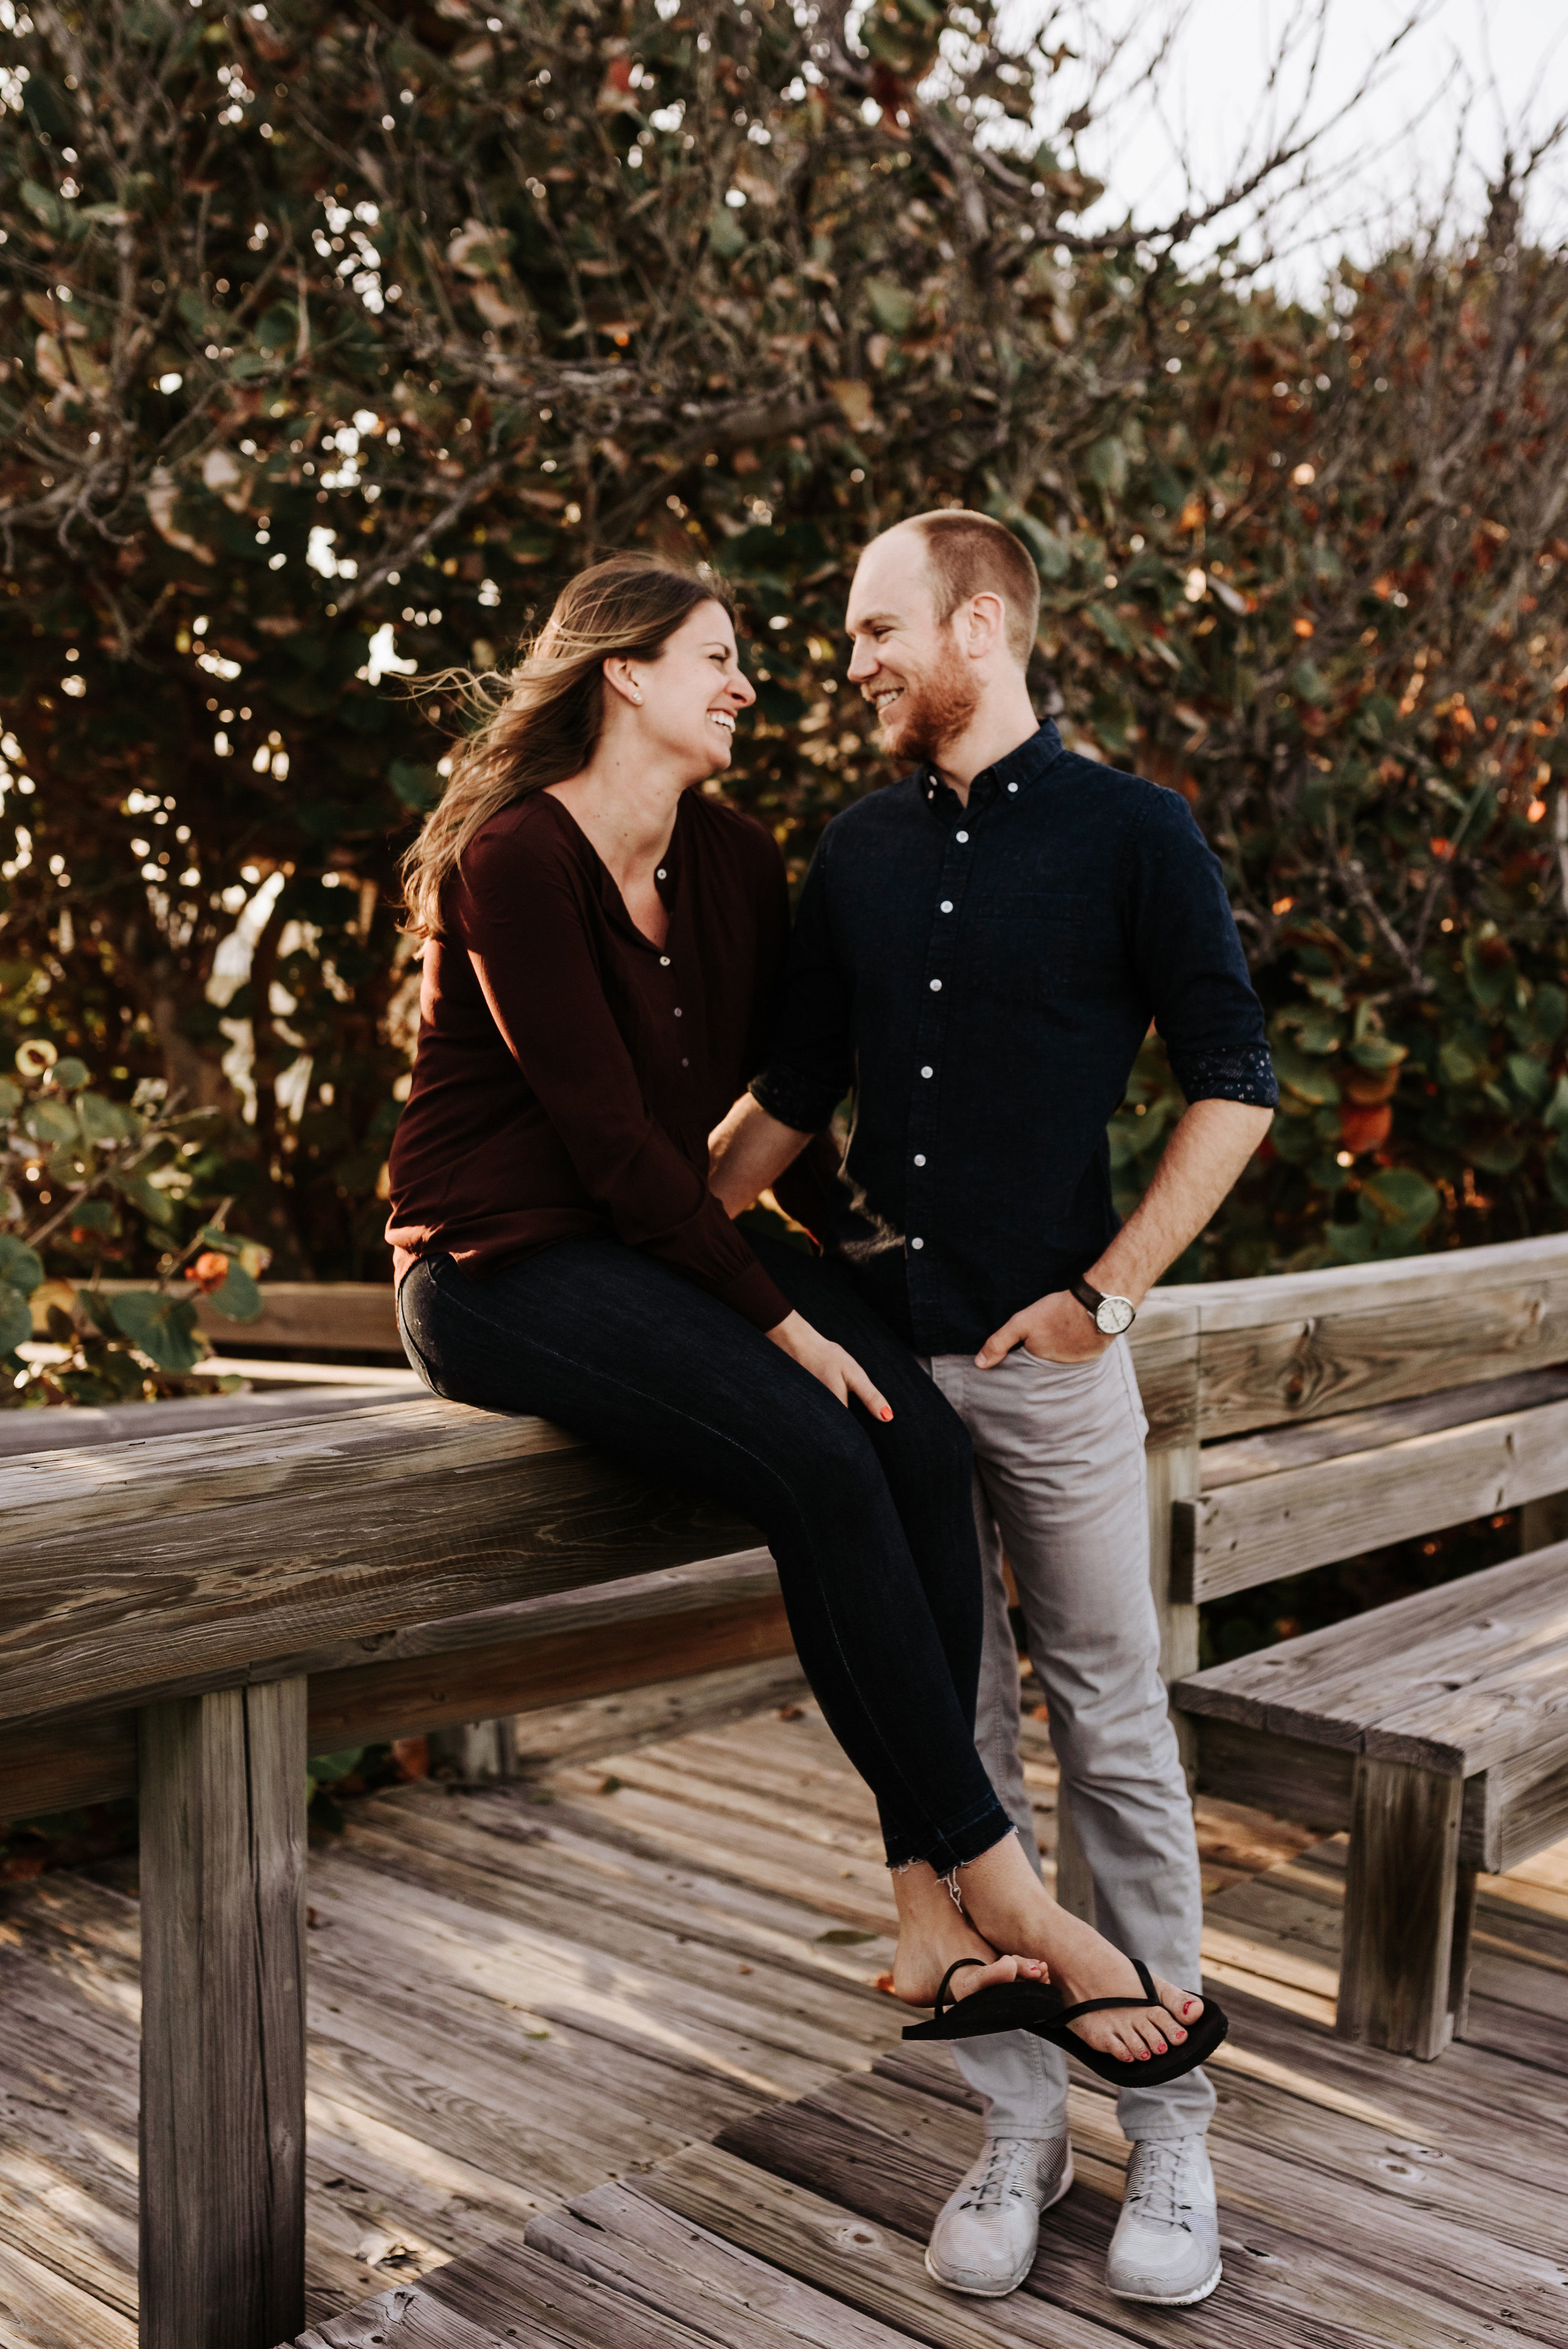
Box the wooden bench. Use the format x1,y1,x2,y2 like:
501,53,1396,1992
13,1230,1568,2342
1172,1541,1568,2059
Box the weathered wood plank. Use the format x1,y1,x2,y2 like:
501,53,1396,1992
0,1384,414,1460
1172,1540,1568,1771
1174,1394,1568,1603
0,1400,755,1727
0,1566,790,1825
1123,1294,1198,1447
139,1676,307,2349
1200,1366,1568,1488
528,2181,923,2349
1182,1231,1568,1440
421,2231,719,2348
1338,1757,1465,2060
97,1277,402,1361
294,2284,522,2346
1193,1715,1355,1830
641,2142,1125,2349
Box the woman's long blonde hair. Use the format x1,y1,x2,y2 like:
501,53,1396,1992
400,552,733,941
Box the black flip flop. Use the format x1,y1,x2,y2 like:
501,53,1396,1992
903,1957,1227,2090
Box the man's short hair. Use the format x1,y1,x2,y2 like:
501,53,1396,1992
904,510,1041,667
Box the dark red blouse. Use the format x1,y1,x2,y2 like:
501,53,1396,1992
384,786,793,1330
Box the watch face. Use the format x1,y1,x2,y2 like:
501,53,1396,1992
1096,1295,1135,1335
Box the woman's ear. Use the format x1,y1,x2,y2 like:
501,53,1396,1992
603,655,644,707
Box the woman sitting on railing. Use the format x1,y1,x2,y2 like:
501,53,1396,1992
385,552,1215,2082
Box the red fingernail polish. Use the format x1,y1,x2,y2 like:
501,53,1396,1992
881,1406,893,1421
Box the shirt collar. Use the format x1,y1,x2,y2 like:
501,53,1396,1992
918,719,1064,820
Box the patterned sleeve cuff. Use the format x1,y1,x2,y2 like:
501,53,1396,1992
1168,1042,1279,1108
750,1063,840,1136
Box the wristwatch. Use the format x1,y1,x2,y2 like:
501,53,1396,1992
1070,1276,1136,1336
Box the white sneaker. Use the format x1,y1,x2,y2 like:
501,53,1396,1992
1106,2134,1222,2306
924,2134,1073,2298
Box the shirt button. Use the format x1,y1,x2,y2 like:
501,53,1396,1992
655,867,667,880
660,955,670,967
913,1153,926,1167
956,830,969,843
929,978,941,992
681,1057,689,1068
910,1236,924,1250
673,1007,683,1017
940,900,953,913
1007,782,1018,793
920,1065,933,1078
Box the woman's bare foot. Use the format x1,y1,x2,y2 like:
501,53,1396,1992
954,1836,1205,2065
887,1859,1046,2010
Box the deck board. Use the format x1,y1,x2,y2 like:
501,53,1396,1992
1,1679,1566,2344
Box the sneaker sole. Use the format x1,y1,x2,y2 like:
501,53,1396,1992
1109,2255,1223,2308
923,2151,1075,2299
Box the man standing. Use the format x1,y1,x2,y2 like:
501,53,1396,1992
710,511,1275,2308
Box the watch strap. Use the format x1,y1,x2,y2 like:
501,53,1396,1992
1069,1276,1105,1320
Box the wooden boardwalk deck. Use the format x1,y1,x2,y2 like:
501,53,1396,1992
2,1665,1566,2347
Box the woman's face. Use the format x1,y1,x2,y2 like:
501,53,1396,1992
627,600,756,779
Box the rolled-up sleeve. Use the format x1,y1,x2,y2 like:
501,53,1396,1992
750,838,856,1133
1124,790,1278,1109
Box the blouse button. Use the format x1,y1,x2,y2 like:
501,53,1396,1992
660,955,671,967
940,900,953,913
655,867,667,879
910,1236,924,1250
920,1065,933,1078
955,830,970,843
673,1007,683,1018
929,978,941,992
913,1153,926,1167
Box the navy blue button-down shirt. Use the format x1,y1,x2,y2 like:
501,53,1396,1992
752,721,1277,1354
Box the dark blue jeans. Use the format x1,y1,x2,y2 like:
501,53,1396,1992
397,1231,1012,1872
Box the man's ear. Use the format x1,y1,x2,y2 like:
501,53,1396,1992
962,591,1008,658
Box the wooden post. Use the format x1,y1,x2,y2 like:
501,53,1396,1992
432,1717,519,1780
1148,1440,1202,1781
140,1676,308,2349
1337,1754,1464,2060
1520,1490,1568,1552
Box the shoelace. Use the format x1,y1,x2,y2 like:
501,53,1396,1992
1125,2140,1199,2232
960,2137,1059,2215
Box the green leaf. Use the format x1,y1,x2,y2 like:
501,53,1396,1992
1438,1037,1487,1088
206,1262,263,1322
1085,601,1133,655
0,1079,21,1117
51,1058,90,1091
864,275,916,334
1010,512,1071,580
0,1237,44,1296
1533,984,1568,1043
78,1092,138,1142
255,302,299,353
108,1290,205,1372
1347,1035,1407,1071
1507,1051,1551,1109
1361,1168,1441,1230
1462,928,1516,1010
307,1748,365,1784
1087,436,1127,497
1545,1074,1568,1135
1290,659,1330,706
708,208,747,259
26,1100,78,1145
1271,1040,1339,1107
388,758,443,811
0,1282,31,1354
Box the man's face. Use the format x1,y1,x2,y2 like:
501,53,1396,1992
845,533,979,765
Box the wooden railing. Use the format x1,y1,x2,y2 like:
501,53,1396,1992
8,1233,1568,2341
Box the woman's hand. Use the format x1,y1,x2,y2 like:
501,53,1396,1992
768,1310,893,1421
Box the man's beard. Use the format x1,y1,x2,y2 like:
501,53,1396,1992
877,642,980,764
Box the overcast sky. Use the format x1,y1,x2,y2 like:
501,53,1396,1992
1009,0,1568,286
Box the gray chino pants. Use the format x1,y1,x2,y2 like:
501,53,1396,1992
926,1339,1214,2146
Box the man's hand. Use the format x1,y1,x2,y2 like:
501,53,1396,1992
976,1289,1108,1369
709,1094,811,1217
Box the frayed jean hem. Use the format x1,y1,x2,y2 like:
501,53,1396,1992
884,1806,1017,1877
